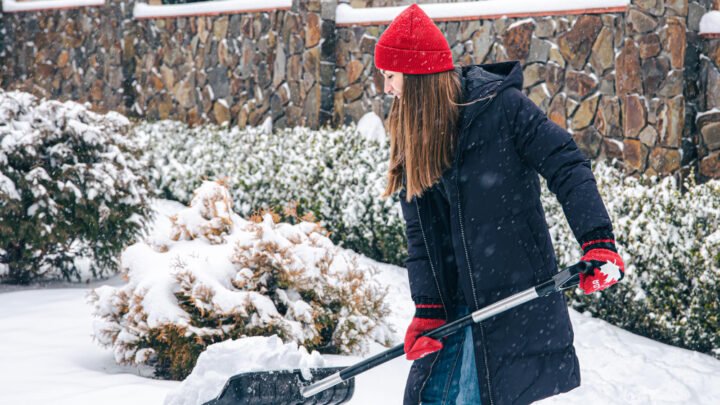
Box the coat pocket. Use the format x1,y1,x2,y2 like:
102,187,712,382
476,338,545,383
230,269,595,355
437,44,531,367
511,215,549,284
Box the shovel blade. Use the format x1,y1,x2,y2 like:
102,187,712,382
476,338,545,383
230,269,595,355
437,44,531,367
203,367,354,405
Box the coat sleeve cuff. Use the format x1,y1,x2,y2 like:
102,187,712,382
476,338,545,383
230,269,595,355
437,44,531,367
579,227,617,253
413,297,445,319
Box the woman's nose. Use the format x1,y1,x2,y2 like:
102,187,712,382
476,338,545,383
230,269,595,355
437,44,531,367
384,82,392,95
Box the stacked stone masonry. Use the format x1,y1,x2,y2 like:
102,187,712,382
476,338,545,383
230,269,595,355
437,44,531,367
695,0,720,178
0,0,717,180
0,0,327,128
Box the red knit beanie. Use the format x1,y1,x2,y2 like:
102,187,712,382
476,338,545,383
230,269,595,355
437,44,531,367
374,4,454,75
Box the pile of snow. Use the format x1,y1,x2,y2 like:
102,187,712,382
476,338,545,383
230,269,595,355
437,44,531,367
356,112,387,144
164,335,325,405
89,181,392,379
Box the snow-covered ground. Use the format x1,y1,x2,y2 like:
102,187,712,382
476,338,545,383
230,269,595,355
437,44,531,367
3,279,720,404
0,285,176,405
1,200,720,404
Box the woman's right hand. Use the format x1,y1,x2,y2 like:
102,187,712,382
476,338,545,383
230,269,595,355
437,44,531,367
404,303,446,360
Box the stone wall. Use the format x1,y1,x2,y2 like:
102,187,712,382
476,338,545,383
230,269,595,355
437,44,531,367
127,5,322,128
695,0,720,179
617,0,689,178
0,0,330,128
1,0,717,180
0,9,5,86
0,1,130,113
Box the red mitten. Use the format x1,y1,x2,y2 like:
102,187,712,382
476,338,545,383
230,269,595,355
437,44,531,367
579,237,625,294
404,302,445,361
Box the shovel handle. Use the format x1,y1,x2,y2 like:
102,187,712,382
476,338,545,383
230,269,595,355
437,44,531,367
301,262,588,398
420,261,589,340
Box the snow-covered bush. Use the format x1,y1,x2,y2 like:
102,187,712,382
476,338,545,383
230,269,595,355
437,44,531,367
168,179,234,245
88,181,392,380
132,121,407,267
0,91,152,284
132,119,718,359
543,162,720,359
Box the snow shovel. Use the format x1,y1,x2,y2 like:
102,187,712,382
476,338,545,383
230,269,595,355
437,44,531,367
203,261,590,405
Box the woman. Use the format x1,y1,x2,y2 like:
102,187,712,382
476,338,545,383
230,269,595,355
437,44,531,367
374,5,625,405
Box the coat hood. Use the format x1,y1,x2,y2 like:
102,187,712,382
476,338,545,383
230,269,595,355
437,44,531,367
454,61,524,150
459,61,523,102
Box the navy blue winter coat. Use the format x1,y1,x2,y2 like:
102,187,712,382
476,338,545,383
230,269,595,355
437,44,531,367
400,61,614,405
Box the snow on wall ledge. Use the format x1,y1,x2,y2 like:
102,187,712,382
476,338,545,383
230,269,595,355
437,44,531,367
336,0,630,26
133,0,291,20
700,11,720,37
1,0,103,13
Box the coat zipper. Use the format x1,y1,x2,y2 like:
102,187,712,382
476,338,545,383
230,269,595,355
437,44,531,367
457,198,480,309
455,94,498,311
480,324,495,405
455,92,499,405
457,187,495,405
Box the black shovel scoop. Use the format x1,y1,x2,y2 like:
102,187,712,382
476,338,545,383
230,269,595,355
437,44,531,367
203,262,589,405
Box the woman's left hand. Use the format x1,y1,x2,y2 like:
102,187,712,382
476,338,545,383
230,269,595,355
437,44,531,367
578,238,625,294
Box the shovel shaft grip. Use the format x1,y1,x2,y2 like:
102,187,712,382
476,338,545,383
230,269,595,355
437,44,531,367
301,345,405,398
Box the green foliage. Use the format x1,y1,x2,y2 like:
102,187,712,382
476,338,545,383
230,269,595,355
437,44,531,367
542,163,720,359
0,91,152,284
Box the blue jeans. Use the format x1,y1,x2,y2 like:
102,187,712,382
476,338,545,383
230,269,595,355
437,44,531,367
420,306,482,404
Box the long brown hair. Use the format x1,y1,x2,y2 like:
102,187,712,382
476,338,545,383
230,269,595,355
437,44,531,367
381,69,462,202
